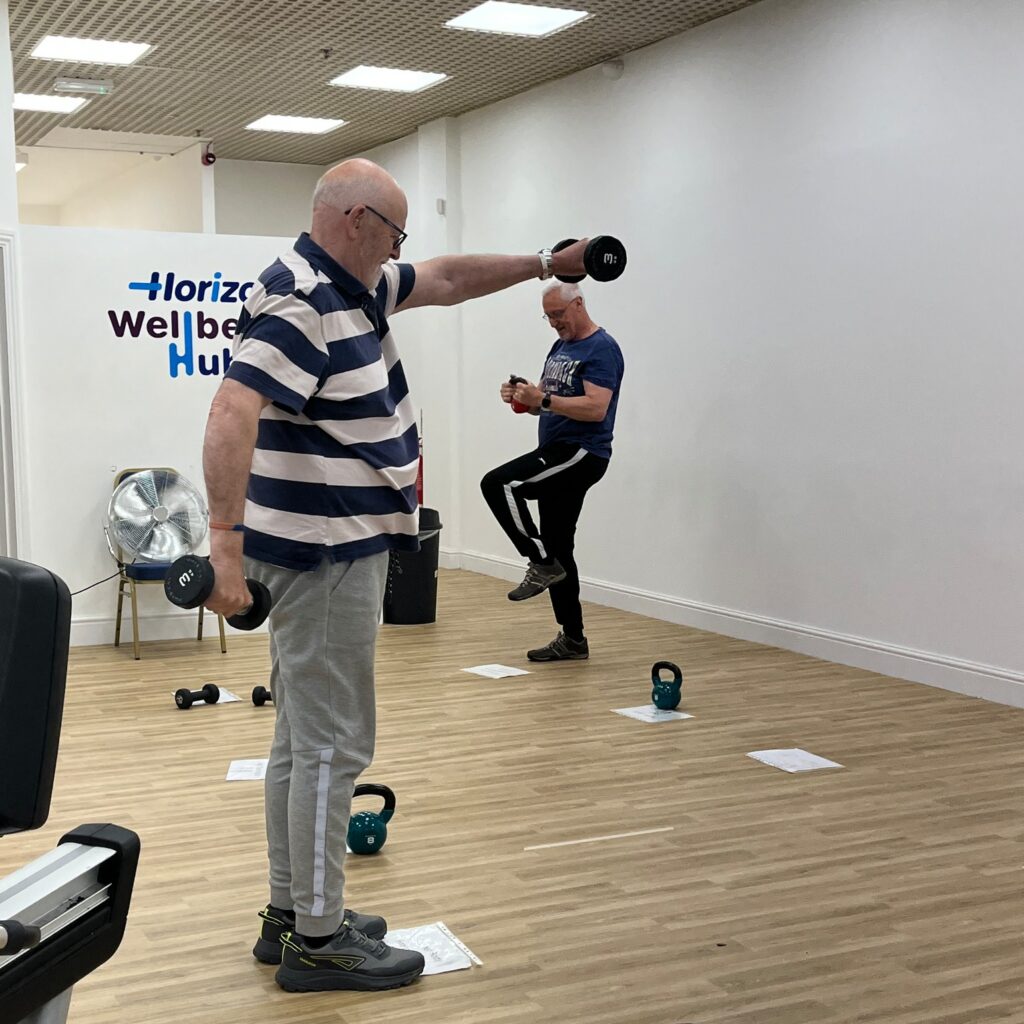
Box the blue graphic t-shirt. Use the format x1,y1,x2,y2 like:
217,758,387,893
538,328,624,458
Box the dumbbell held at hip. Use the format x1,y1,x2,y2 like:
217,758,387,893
164,554,272,630
551,235,627,283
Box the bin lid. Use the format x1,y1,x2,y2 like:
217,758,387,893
418,506,442,533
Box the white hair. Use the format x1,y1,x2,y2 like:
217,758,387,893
542,281,584,303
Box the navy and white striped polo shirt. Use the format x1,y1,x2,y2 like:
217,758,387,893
225,232,420,570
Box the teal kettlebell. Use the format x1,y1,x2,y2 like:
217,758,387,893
651,661,683,710
347,783,396,855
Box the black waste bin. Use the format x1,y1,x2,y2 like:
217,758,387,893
383,507,443,625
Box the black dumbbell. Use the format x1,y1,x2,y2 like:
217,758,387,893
552,236,627,283
252,685,273,707
174,683,220,710
164,554,272,630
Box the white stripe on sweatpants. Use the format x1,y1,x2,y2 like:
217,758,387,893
503,448,588,559
310,748,333,917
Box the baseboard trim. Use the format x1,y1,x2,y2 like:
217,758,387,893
457,551,1024,709
69,548,1022,709
71,610,268,649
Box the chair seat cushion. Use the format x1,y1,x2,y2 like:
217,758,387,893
124,563,171,582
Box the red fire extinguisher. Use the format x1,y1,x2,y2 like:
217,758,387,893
416,414,424,505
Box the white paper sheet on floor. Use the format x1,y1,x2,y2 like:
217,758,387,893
383,921,483,976
612,705,693,723
226,758,268,781
462,664,530,679
746,748,844,772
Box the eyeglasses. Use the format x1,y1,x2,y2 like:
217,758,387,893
345,204,408,248
542,299,579,322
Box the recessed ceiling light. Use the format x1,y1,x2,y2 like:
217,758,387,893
15,162,26,172
30,35,152,66
445,1,589,37
13,93,88,113
245,115,345,134
330,65,448,93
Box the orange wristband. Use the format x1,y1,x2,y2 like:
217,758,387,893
210,521,245,532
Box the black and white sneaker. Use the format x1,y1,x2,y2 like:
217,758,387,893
253,905,387,965
527,632,590,662
275,926,425,992
508,560,567,601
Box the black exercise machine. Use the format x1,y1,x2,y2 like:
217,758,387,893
0,555,140,1024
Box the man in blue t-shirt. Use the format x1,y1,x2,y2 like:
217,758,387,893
481,282,624,661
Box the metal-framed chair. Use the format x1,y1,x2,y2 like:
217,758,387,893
111,467,226,660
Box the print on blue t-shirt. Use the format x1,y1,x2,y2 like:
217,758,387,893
538,328,624,458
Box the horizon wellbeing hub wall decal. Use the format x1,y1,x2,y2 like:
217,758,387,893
108,269,256,379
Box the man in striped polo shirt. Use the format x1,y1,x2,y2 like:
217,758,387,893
201,158,591,994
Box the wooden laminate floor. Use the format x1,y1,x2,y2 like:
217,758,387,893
2,569,1023,1024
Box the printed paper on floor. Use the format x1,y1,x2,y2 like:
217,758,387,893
383,921,482,976
226,758,268,781
462,664,531,679
613,705,693,724
746,748,844,773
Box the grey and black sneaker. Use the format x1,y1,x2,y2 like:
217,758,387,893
527,632,589,662
253,905,387,965
275,925,425,992
508,560,567,601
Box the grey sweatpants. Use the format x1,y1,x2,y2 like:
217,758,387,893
245,552,388,937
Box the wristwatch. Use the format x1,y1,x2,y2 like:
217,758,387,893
541,393,552,411
537,249,554,280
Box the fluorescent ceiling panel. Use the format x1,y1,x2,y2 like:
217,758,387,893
245,115,345,134
445,1,589,37
30,35,152,65
330,65,447,92
13,93,87,113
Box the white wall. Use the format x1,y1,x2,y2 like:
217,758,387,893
213,159,322,237
15,226,291,644
11,0,1024,705
60,145,207,232
0,1,16,231
0,0,19,557
18,203,60,225
452,0,1024,703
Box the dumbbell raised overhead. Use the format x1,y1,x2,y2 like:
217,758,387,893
551,236,627,283
164,554,272,630
174,683,220,710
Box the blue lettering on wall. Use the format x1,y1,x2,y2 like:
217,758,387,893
112,268,254,380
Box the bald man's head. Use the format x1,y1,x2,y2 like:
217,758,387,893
309,158,409,288
313,158,405,220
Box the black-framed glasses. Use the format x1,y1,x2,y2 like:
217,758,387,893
542,299,579,321
345,204,408,248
